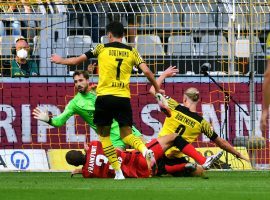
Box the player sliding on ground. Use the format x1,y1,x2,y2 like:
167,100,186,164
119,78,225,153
149,66,249,173
50,21,167,179
32,70,143,150
66,134,207,178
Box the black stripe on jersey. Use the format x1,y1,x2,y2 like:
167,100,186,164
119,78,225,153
174,105,203,123
104,42,132,51
209,132,218,141
84,50,95,59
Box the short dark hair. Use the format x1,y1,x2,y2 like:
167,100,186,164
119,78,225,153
66,150,86,167
106,21,124,38
73,70,89,80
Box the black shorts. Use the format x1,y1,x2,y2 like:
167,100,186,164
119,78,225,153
94,95,133,127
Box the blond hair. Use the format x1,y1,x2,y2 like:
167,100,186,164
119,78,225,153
184,87,200,102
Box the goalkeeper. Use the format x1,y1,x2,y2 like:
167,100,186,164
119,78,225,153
32,70,142,150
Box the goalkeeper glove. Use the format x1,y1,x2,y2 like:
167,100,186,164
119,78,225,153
32,107,50,123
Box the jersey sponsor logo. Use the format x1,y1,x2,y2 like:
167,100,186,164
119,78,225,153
88,145,97,173
11,151,30,170
175,113,196,128
109,49,129,57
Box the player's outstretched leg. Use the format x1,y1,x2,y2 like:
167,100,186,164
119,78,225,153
202,151,223,170
99,134,125,180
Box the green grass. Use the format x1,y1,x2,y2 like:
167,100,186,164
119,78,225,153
0,171,269,200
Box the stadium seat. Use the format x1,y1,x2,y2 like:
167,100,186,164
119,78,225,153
0,36,22,56
234,5,248,30
215,3,230,30
252,6,270,30
150,4,182,30
100,36,127,44
183,4,216,30
167,35,196,56
135,35,165,56
66,35,92,56
200,34,229,56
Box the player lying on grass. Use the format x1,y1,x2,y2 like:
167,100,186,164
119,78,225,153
66,134,209,178
149,66,249,172
32,70,142,150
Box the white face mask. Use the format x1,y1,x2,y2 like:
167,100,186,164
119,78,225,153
17,49,28,59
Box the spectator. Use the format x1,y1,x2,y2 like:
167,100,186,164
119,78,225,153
11,37,39,77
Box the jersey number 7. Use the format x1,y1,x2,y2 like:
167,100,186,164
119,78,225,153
115,58,123,80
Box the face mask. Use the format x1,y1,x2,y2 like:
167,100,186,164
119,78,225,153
17,49,28,59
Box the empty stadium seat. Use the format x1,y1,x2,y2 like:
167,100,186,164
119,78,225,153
100,36,127,44
135,35,164,56
167,35,196,56
66,35,92,56
215,3,230,30
252,6,270,30
200,34,228,56
215,3,248,30
150,4,182,30
234,5,248,30
183,4,216,30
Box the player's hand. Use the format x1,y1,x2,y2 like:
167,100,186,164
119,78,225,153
162,66,179,78
32,107,50,123
50,54,64,64
88,63,97,73
155,93,171,117
260,110,268,133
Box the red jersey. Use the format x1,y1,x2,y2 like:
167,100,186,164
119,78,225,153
82,141,115,178
82,141,151,178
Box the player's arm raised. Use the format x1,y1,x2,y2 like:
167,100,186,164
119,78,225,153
139,63,164,94
149,66,178,96
50,54,88,66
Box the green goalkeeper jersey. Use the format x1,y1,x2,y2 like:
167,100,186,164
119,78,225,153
50,89,142,149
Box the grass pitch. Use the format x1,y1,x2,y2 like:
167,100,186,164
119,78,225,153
0,171,269,200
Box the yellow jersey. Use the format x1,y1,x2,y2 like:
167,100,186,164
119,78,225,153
266,33,270,60
158,96,218,158
85,42,144,98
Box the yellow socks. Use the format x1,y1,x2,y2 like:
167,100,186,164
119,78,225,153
99,135,120,171
122,134,147,156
